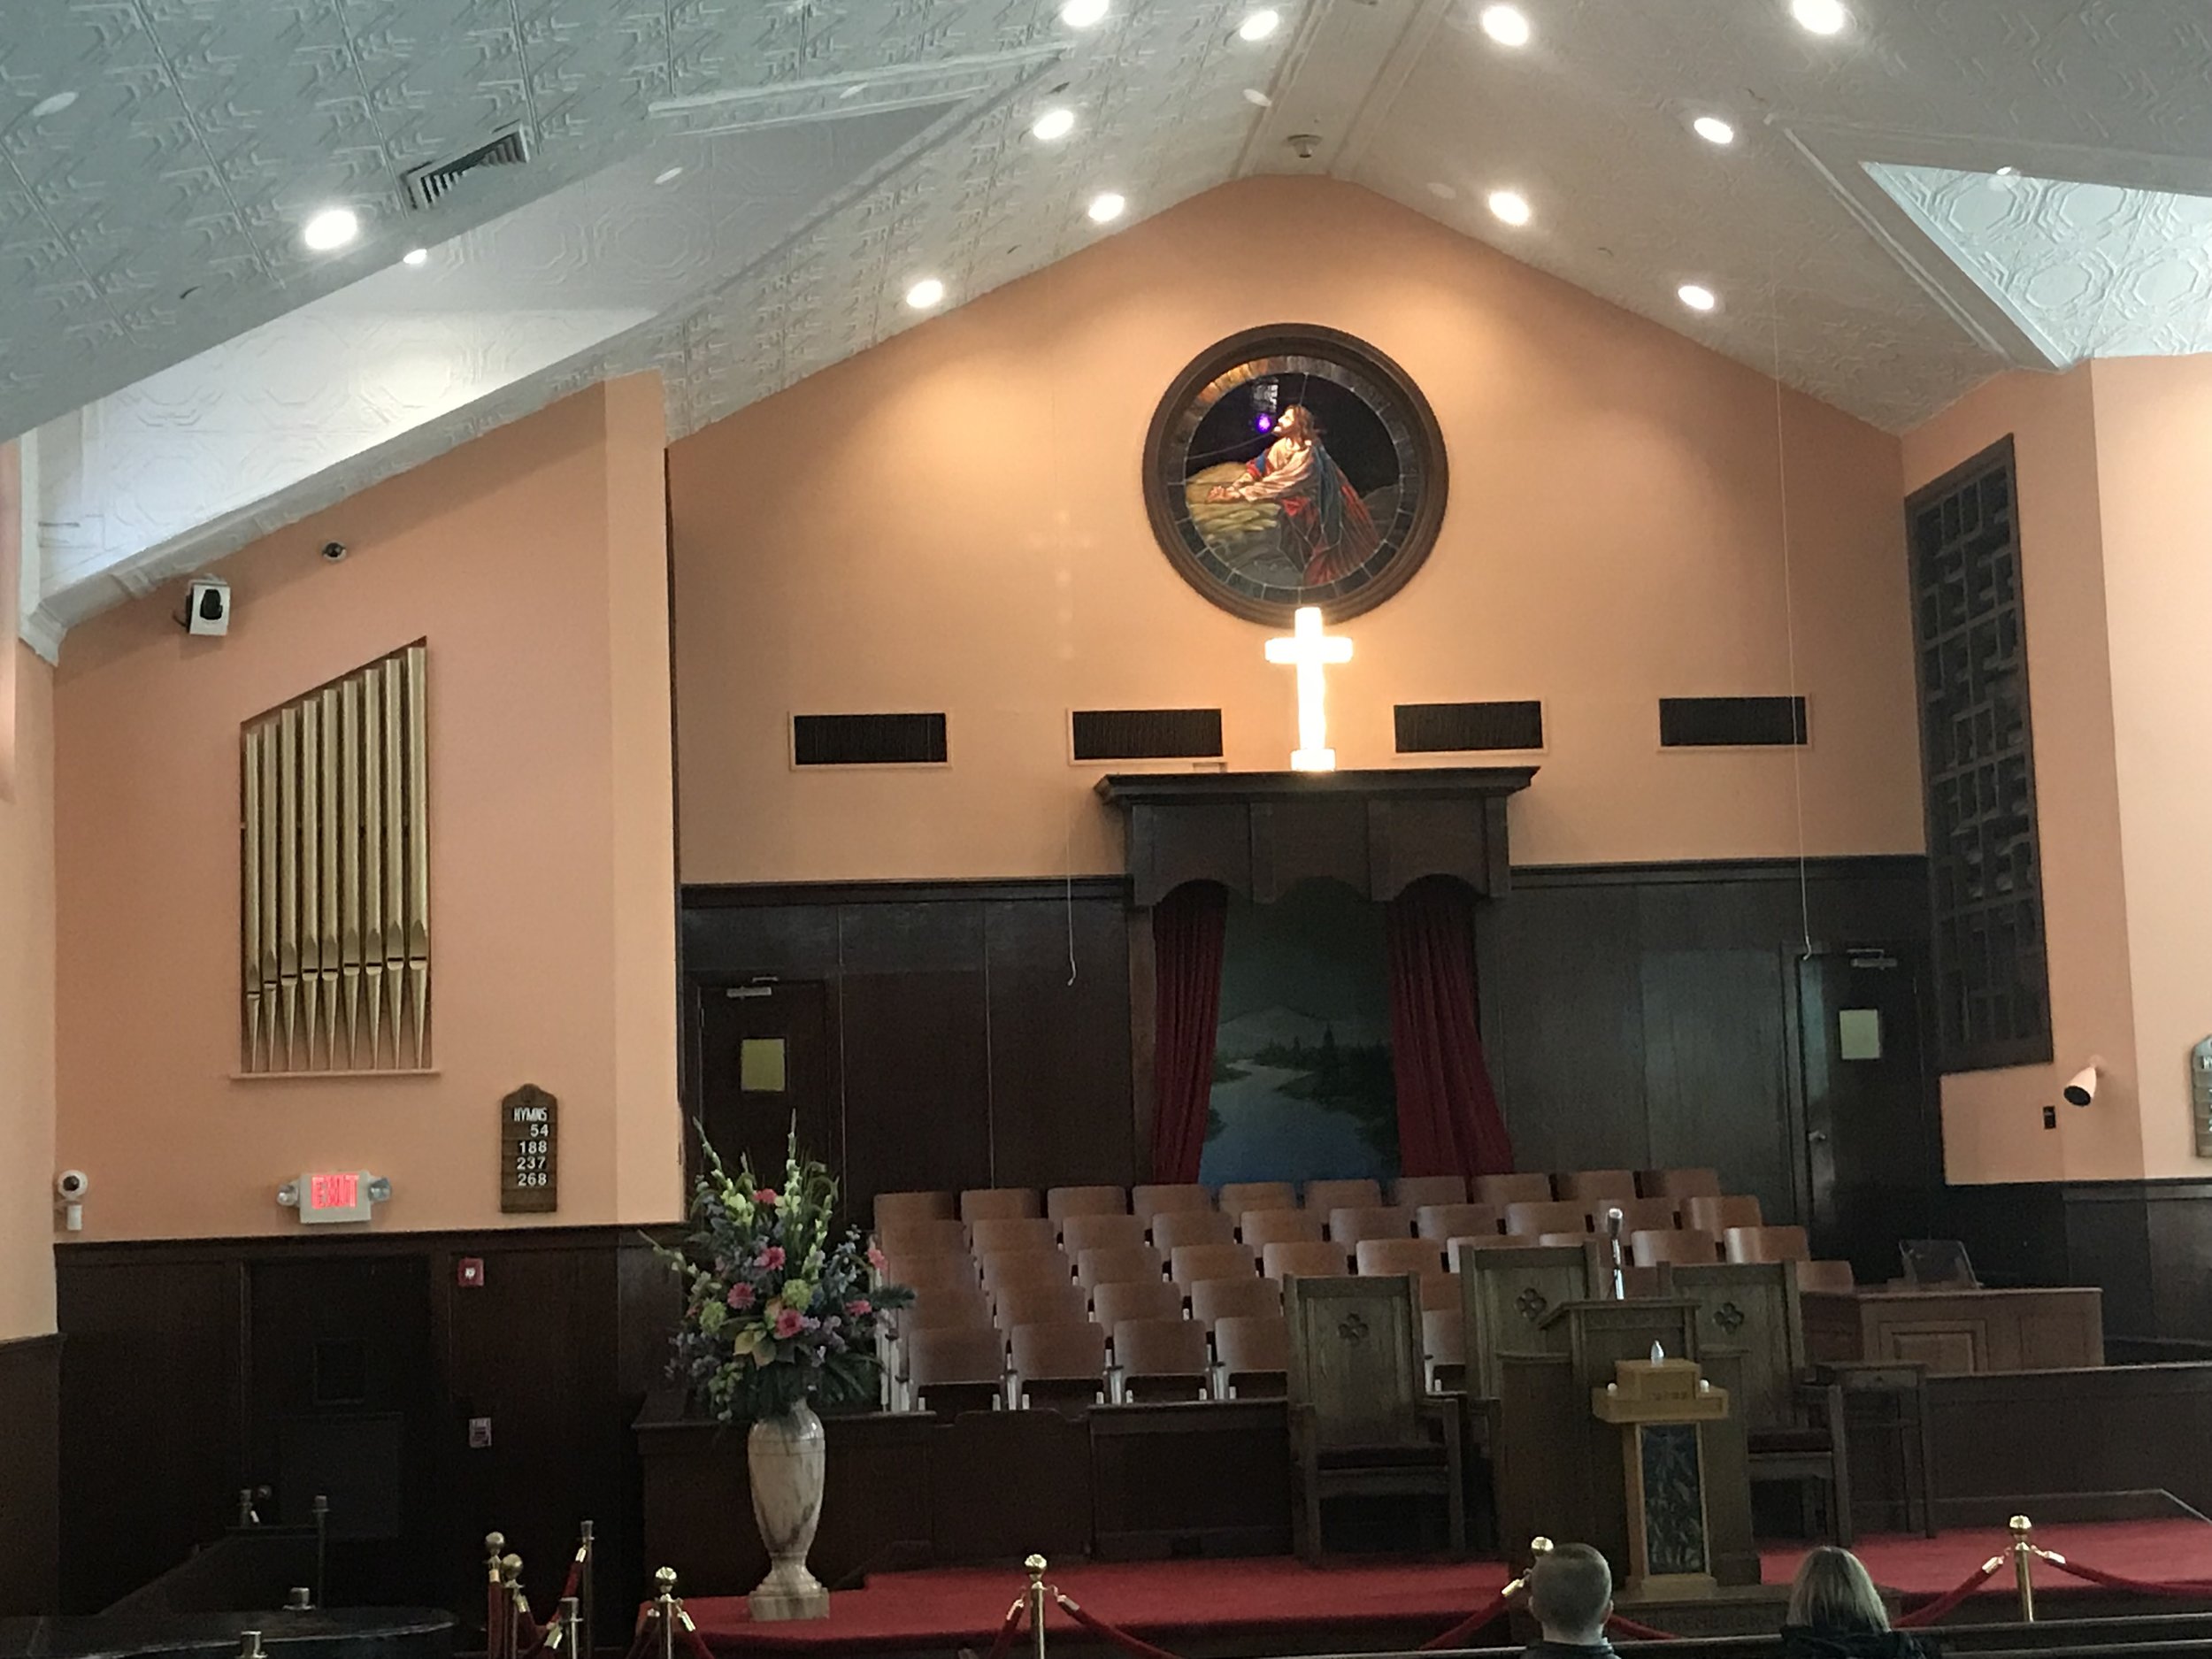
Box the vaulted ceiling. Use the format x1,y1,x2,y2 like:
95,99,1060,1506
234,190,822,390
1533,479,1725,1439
12,0,2212,649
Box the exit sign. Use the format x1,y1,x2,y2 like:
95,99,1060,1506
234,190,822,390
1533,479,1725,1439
294,1170,376,1224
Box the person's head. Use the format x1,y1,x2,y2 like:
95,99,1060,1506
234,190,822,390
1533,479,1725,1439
1527,1543,1612,1646
1276,404,1317,442
1787,1547,1889,1633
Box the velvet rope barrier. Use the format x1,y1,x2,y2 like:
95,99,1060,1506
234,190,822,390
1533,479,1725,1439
675,1609,718,1659
618,1609,661,1659
1053,1593,1187,1659
1604,1612,1677,1642
1891,1556,2004,1629
2031,1550,2212,1599
983,1597,1029,1659
1417,1589,1516,1650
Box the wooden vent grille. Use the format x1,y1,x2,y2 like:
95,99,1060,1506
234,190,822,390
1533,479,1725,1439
1394,701,1544,753
1071,708,1224,761
1907,436,2051,1071
242,641,430,1074
791,712,949,766
1658,696,1808,748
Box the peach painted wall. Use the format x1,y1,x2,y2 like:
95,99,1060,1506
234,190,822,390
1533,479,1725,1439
52,379,682,1242
669,177,1922,884
1901,365,2140,1185
2086,355,2212,1179
1,442,58,1333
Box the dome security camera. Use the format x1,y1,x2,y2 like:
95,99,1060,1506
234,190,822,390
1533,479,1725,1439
55,1170,88,1232
2063,1057,2104,1108
319,541,349,562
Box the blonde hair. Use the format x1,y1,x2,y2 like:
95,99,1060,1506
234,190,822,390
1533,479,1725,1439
1787,1547,1889,1632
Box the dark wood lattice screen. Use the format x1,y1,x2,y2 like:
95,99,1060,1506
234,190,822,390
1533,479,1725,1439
1906,436,2052,1071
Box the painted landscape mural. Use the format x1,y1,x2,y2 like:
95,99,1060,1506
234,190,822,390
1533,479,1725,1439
1199,880,1399,1185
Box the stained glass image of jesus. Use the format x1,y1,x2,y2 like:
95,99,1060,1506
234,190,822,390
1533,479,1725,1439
1201,405,1381,585
1180,378,1401,595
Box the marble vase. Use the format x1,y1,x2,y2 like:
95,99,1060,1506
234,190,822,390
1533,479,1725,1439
747,1402,830,1620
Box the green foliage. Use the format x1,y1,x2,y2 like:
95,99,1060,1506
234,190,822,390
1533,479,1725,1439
657,1126,912,1424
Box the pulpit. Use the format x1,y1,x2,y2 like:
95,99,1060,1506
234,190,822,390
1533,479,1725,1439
1493,1298,1755,1589
1592,1351,1730,1594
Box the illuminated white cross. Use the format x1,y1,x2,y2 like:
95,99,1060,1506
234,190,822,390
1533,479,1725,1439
1264,606,1353,772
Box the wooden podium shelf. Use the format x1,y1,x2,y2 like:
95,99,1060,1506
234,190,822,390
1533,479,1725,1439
1801,1287,2103,1376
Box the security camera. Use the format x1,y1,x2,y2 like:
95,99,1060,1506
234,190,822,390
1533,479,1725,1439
55,1170,88,1232
181,576,230,636
2063,1056,2104,1108
319,541,349,563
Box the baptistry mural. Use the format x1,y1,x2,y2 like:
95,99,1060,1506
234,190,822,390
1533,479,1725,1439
1200,880,1400,1186
1142,325,1448,624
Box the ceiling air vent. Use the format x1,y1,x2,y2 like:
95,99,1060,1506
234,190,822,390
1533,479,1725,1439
403,128,532,209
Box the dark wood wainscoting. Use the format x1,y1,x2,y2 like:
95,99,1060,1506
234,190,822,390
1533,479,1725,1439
54,1229,679,1637
685,859,1939,1240
682,879,1140,1219
1478,856,1937,1256
0,1331,60,1615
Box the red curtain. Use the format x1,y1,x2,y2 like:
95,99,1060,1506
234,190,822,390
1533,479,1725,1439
1386,875,1514,1177
1149,881,1229,1183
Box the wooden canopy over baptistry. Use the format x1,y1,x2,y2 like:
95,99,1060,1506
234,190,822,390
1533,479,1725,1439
1095,767,1537,907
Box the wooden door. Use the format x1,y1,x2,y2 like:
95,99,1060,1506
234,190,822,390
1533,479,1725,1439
695,979,835,1187
1796,949,1942,1281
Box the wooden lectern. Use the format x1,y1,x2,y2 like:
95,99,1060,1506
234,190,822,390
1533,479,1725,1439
1592,1351,1730,1594
1490,1296,1755,1589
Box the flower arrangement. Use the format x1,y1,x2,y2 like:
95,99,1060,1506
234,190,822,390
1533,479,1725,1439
659,1130,913,1423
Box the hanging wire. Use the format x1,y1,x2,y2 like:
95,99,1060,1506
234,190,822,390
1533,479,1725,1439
1768,257,1814,960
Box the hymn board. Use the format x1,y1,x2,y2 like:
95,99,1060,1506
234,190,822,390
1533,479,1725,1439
501,1084,558,1213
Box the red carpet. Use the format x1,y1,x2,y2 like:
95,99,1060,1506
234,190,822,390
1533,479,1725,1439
687,1518,2212,1654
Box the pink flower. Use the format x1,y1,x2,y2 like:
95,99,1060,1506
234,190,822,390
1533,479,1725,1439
726,1283,756,1310
845,1298,872,1317
866,1246,887,1271
773,1307,805,1339
754,1188,780,1208
759,1245,787,1270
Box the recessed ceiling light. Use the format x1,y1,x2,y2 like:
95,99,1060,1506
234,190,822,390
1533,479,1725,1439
1479,4,1532,47
29,90,77,119
906,277,946,310
654,165,684,185
1060,0,1109,26
1487,188,1532,227
1692,115,1736,146
1790,0,1848,35
402,247,428,266
1238,9,1280,42
1994,165,2019,176
1031,106,1077,142
301,207,359,252
1087,191,1127,224
1242,88,1273,107
1425,180,1458,200
1678,283,1719,312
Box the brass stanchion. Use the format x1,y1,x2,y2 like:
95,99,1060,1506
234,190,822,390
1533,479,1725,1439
1505,1537,1554,1599
503,1554,529,1659
311,1495,329,1610
240,1632,265,1659
655,1569,680,1659
579,1522,596,1659
1025,1556,1048,1659
557,1596,580,1655
2010,1515,2037,1623
487,1535,510,1659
